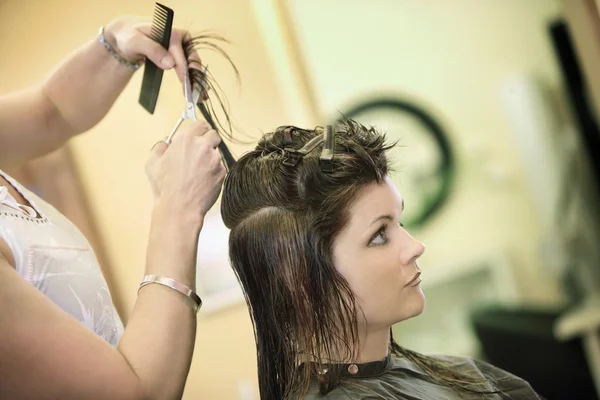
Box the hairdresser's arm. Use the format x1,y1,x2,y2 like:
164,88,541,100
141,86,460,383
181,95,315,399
0,17,191,170
0,122,226,400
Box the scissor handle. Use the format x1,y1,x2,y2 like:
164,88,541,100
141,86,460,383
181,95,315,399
165,116,185,145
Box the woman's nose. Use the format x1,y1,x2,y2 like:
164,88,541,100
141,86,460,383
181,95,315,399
402,232,425,265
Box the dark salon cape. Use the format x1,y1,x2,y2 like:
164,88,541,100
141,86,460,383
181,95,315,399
302,354,543,399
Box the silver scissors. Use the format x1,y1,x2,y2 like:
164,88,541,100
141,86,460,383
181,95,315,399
159,65,236,170
163,64,205,145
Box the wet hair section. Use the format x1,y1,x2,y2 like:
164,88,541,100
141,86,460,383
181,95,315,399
181,31,241,142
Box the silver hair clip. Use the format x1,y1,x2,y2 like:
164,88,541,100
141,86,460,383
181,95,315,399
282,125,336,170
319,125,335,172
282,133,324,167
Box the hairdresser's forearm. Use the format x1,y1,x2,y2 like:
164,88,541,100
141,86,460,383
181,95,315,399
0,30,133,170
117,205,203,400
43,27,134,138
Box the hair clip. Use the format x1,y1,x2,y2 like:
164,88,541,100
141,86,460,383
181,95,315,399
282,134,324,167
282,147,303,166
319,125,335,172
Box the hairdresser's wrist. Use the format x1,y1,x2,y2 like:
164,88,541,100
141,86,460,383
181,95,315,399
147,206,203,290
102,20,143,65
152,199,205,231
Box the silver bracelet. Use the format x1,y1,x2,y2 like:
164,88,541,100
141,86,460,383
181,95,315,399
138,275,202,312
97,26,141,72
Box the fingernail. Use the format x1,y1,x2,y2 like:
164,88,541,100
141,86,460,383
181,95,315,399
161,56,175,68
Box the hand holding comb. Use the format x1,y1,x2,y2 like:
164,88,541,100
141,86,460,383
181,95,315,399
139,3,173,114
139,2,236,170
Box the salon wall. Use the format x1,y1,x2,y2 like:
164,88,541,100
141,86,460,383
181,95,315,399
0,0,572,398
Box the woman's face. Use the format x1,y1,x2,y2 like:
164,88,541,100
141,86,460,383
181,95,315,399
332,176,426,329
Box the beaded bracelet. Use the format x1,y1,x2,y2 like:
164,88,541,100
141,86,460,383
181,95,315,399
97,26,141,72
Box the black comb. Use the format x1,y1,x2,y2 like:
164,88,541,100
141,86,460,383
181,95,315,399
198,103,236,170
139,3,174,114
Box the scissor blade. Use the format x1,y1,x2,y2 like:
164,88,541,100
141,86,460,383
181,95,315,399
192,85,202,106
190,65,209,107
183,69,197,121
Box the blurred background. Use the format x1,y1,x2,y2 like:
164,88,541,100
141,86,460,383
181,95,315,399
2,0,600,398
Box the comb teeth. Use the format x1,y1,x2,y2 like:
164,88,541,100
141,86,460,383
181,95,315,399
149,3,174,48
139,2,175,114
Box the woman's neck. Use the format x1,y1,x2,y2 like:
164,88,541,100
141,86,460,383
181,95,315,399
355,325,390,363
319,325,391,364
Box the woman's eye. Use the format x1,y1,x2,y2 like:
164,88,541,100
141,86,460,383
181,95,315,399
369,226,388,247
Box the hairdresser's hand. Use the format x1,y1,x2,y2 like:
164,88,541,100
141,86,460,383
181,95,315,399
145,121,225,222
103,16,198,81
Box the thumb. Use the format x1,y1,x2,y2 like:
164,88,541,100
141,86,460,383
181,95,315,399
150,140,169,157
146,140,168,180
134,33,175,69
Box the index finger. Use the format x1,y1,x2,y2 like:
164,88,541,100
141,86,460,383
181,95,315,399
168,29,189,82
136,26,190,82
202,129,222,149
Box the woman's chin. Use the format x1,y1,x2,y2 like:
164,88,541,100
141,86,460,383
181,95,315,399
398,291,426,322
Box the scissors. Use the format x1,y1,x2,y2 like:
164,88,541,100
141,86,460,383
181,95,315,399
164,65,202,145
162,65,236,170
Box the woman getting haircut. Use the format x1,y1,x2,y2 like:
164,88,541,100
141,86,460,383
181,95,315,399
219,120,543,399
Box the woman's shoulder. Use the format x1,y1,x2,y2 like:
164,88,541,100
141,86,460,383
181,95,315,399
421,353,518,377
401,353,544,399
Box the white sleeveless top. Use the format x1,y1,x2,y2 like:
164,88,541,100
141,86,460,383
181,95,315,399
0,170,124,346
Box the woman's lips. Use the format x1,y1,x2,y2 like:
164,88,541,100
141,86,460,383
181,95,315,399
406,271,422,287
